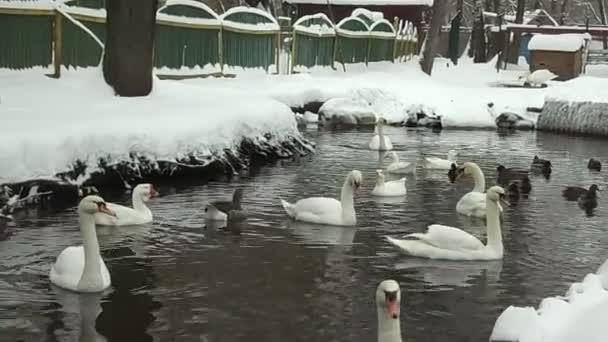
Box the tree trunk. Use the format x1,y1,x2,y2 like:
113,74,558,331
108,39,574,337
493,0,501,13
420,0,448,75
468,1,486,62
559,0,569,24
103,0,158,97
508,0,525,63
599,0,608,49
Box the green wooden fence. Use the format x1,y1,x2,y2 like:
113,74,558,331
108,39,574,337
292,13,335,69
336,17,370,64
155,1,221,69
220,7,279,72
0,11,53,69
0,2,417,74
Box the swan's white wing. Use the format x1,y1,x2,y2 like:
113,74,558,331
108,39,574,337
50,246,111,291
423,157,453,169
406,224,484,251
294,197,342,215
456,192,503,217
386,236,485,261
95,202,148,226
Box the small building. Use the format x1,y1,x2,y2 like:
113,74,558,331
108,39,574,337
282,0,432,33
528,33,590,80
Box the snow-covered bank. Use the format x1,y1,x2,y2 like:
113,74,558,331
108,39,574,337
0,69,313,187
490,261,608,342
183,59,549,129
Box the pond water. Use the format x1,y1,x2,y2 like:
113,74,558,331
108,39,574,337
2,126,608,342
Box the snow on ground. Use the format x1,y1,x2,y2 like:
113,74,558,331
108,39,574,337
3,57,608,182
490,262,608,342
0,68,297,182
183,58,547,127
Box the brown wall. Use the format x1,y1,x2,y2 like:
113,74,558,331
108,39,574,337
529,49,582,81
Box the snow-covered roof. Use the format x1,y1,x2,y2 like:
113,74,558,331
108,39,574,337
528,33,589,52
284,0,432,6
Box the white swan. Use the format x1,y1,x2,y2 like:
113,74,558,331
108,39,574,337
386,186,506,261
50,195,116,293
376,279,403,342
281,170,362,226
453,162,503,217
519,69,558,87
372,169,406,197
94,183,157,226
369,118,393,151
385,152,416,174
423,150,458,170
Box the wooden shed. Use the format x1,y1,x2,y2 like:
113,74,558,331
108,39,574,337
528,33,590,81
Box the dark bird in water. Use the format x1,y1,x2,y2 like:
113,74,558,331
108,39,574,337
562,184,599,202
496,164,529,188
448,163,458,183
507,182,520,204
205,188,243,220
520,176,532,195
578,186,599,213
218,210,248,235
588,158,602,171
531,156,552,179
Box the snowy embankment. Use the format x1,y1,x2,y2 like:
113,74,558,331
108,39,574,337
185,59,548,129
490,261,608,342
537,76,608,136
0,69,313,213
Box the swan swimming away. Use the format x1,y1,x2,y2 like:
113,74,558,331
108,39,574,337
451,162,503,217
386,186,507,261
206,188,244,221
372,169,406,197
423,150,458,170
385,152,416,174
369,118,393,151
95,183,158,226
50,195,116,293
281,170,362,226
375,280,403,342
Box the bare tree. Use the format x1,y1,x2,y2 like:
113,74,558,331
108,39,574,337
599,0,608,48
420,0,449,74
103,0,158,97
508,0,525,63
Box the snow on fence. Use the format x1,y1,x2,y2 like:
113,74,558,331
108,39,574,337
292,13,336,69
0,1,417,74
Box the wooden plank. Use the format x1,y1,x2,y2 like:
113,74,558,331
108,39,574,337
53,13,63,78
0,8,54,16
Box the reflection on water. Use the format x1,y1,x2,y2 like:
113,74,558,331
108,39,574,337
2,128,608,342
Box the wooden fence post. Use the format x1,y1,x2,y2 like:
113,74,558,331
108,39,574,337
290,31,297,74
53,12,63,78
218,27,224,75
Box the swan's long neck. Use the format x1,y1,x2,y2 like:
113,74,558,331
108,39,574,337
79,212,102,286
378,122,386,150
340,178,356,222
377,307,402,342
132,192,150,214
485,199,503,252
376,174,385,187
470,165,486,193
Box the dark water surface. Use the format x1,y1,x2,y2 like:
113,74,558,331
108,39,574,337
2,127,608,342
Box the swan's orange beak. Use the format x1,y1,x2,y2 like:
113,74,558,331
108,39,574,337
386,298,399,319
149,185,159,198
97,202,116,217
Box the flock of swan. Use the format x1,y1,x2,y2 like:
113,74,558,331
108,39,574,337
47,117,604,341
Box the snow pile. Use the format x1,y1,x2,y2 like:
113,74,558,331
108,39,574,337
528,33,589,52
293,14,336,36
352,8,384,23
0,69,303,183
490,263,608,342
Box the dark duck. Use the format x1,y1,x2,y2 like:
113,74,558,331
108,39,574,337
205,188,244,221
530,155,552,179
588,158,602,171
